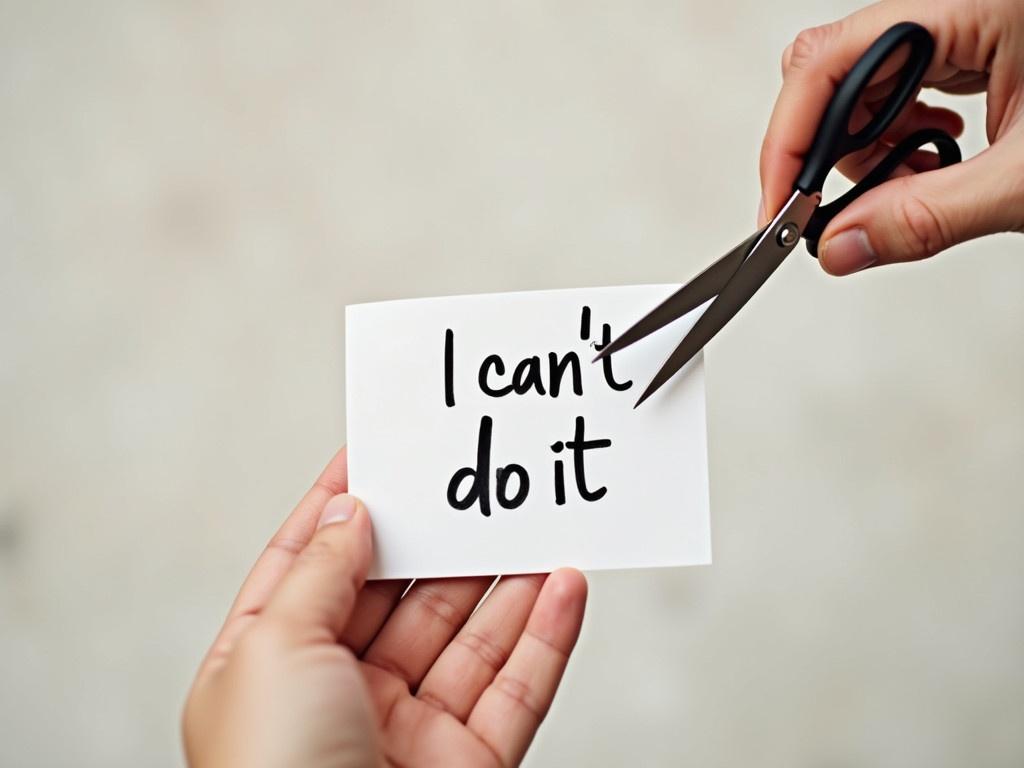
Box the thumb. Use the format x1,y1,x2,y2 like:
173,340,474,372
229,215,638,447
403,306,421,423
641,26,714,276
262,494,374,641
818,149,1024,275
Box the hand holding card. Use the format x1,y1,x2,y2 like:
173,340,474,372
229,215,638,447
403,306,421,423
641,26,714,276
346,285,711,579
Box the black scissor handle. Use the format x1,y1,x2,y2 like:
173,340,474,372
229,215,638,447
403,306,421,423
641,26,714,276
803,128,961,255
795,22,937,196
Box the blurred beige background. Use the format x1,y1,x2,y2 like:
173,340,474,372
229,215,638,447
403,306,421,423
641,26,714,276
1,1,1022,765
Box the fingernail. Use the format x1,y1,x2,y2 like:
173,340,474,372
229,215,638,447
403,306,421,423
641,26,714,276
820,228,877,275
318,494,357,528
757,196,766,226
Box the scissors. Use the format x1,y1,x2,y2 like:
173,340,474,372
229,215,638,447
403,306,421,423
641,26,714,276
595,22,962,408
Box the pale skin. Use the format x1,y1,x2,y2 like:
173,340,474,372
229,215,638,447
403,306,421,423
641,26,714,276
759,0,1024,275
182,447,588,768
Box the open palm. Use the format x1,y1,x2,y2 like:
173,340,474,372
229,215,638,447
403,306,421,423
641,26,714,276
183,447,588,768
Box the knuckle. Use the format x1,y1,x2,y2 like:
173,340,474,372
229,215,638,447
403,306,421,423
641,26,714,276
894,190,951,259
456,630,509,673
780,42,794,75
759,133,776,168
416,690,454,715
367,653,418,687
264,535,304,556
787,24,837,72
206,614,257,662
493,673,546,722
410,586,463,628
298,531,341,563
759,133,785,180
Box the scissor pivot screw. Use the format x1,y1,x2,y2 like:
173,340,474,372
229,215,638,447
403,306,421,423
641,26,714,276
777,223,800,247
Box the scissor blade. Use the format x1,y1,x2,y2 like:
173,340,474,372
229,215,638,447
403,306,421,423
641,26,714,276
593,228,765,362
634,190,820,407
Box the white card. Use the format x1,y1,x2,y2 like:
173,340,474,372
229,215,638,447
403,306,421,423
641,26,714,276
345,285,710,579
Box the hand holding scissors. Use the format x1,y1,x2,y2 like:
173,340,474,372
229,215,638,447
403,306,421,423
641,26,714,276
761,0,1024,276
599,22,967,407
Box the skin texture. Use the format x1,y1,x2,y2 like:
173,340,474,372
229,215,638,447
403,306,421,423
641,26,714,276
182,447,588,768
758,0,1024,275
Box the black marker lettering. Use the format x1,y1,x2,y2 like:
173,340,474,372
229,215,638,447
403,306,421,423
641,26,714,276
565,416,612,502
596,323,633,391
444,328,456,407
512,357,546,395
446,415,493,517
479,355,514,397
447,307,627,515
496,464,530,508
446,415,533,516
548,352,582,397
551,440,566,505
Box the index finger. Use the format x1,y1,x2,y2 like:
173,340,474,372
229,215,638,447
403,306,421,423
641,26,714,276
758,2,947,223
